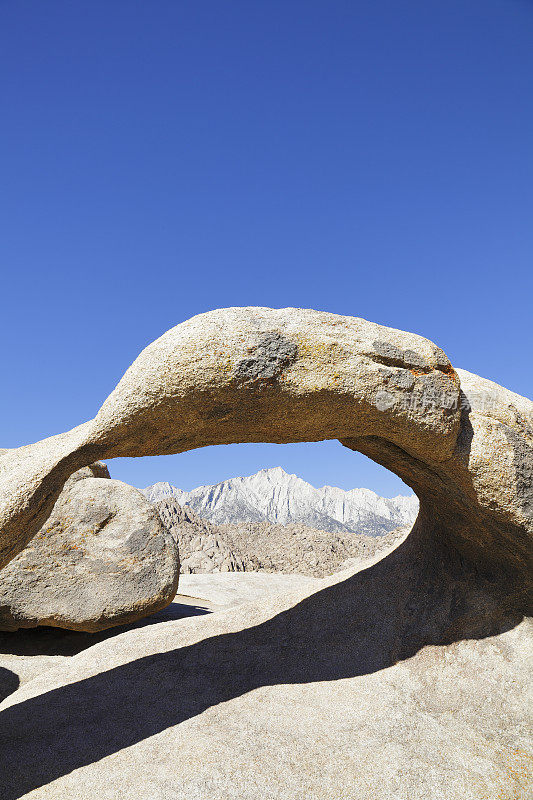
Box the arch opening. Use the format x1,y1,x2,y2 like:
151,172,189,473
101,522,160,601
109,440,413,497
108,441,419,580
0,306,530,613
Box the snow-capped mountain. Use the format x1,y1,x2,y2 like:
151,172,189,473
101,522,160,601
142,467,418,537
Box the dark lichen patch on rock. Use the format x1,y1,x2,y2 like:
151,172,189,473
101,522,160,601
371,340,405,366
388,369,416,391
235,333,298,383
418,372,458,402
372,340,429,370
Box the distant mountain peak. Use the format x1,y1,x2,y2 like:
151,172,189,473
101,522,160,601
142,468,418,537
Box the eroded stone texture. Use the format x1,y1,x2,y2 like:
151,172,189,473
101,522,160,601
0,536,530,800
90,308,461,463
234,332,298,383
0,307,531,799
0,467,179,632
0,421,102,569
156,498,245,574
342,367,533,600
0,307,530,608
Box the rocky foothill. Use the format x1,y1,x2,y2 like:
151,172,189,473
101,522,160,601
155,495,408,577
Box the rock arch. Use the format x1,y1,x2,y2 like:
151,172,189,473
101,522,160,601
0,307,531,610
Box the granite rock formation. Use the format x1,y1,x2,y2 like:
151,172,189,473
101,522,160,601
155,496,407,577
0,547,530,799
0,465,179,632
0,306,531,798
0,307,530,601
0,572,318,702
156,499,245,574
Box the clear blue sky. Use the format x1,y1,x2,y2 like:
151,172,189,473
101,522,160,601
1,0,531,496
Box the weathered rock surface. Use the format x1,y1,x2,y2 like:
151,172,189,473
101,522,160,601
178,570,320,606
0,307,463,569
156,496,407,576
0,307,530,598
0,466,179,632
217,520,409,576
0,307,531,796
0,572,318,701
0,540,530,800
144,466,418,535
157,499,245,573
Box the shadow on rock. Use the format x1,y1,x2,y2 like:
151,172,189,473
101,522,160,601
0,601,210,659
0,667,19,703
0,520,525,800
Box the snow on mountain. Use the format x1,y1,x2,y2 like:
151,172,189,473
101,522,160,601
142,467,418,537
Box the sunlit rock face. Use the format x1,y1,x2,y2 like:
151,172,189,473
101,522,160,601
0,307,531,799
153,494,411,577
0,307,530,600
0,516,531,800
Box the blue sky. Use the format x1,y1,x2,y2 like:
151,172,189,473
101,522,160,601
1,0,531,495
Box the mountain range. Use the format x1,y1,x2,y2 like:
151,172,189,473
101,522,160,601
142,467,418,537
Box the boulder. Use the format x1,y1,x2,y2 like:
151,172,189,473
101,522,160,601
0,466,179,632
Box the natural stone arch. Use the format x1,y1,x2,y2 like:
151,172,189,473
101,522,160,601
0,307,531,611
